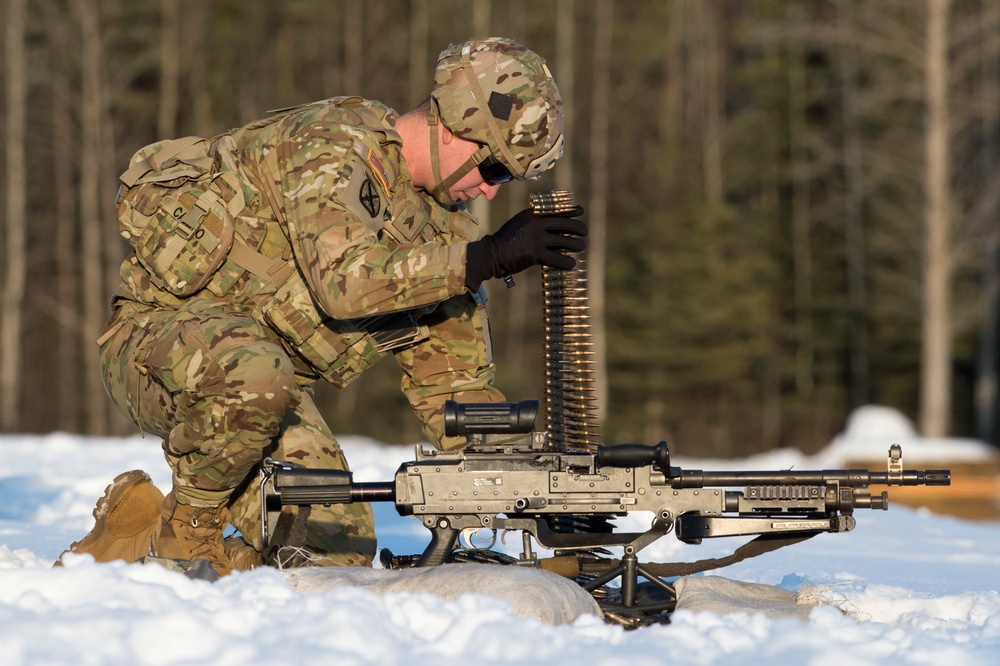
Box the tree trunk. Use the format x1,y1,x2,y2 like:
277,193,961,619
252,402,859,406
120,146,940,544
49,3,82,432
788,5,815,397
920,0,953,437
158,0,181,138
99,31,125,433
1,0,28,432
343,3,363,95
589,0,613,425
975,0,1000,444
77,0,109,435
555,0,575,194
240,4,267,120
407,0,429,109
188,2,213,135
837,0,871,409
697,0,724,210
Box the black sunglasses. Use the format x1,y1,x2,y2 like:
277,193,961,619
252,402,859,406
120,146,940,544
477,154,514,185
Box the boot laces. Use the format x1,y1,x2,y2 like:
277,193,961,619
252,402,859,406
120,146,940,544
183,509,226,559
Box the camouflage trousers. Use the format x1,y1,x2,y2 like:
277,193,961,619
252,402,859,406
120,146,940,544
99,298,375,567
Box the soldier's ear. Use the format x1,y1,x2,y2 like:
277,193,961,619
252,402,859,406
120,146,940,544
440,124,455,144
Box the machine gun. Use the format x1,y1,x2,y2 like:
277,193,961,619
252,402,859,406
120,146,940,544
261,399,951,625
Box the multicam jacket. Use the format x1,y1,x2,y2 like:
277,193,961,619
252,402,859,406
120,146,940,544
109,97,503,448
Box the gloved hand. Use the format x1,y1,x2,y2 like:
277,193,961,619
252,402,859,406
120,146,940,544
465,206,587,291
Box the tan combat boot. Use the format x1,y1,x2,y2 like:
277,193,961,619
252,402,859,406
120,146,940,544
56,470,165,565
152,491,234,577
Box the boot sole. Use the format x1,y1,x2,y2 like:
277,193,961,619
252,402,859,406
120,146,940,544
59,470,164,563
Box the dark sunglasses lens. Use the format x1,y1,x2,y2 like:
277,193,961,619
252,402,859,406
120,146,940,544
478,156,513,185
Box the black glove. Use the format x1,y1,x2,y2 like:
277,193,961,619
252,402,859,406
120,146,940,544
465,206,587,291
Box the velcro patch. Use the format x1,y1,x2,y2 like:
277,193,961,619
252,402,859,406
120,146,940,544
488,91,514,121
383,200,427,244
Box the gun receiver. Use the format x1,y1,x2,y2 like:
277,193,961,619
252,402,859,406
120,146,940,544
261,400,950,623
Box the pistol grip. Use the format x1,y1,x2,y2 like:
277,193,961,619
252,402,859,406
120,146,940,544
416,519,460,567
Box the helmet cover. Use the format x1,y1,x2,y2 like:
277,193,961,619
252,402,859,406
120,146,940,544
432,38,564,180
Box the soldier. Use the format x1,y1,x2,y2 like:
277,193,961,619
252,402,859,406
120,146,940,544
58,38,585,576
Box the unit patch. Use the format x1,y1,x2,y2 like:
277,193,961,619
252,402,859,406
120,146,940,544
359,178,380,218
340,151,389,233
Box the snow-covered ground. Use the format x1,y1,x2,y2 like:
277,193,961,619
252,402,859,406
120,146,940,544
2,405,1000,665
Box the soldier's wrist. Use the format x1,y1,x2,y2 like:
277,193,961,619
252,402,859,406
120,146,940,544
464,238,496,291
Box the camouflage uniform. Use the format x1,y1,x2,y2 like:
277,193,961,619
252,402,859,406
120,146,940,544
91,36,568,570
100,97,505,566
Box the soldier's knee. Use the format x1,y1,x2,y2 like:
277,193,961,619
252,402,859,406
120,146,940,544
221,342,301,433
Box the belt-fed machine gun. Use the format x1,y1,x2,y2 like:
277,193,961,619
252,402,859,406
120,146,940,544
261,399,950,626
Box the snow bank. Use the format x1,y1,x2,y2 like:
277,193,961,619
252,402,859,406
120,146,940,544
1,406,999,664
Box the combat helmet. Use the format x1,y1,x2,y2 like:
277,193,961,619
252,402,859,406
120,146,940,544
427,38,564,203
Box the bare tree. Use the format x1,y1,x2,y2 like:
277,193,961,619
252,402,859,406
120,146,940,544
787,3,816,397
47,1,82,431
188,1,213,135
77,0,110,434
555,0,575,195
158,0,181,138
408,0,429,109
1,0,28,432
589,0,613,424
975,1,1000,442
343,2,363,95
920,0,954,437
836,0,871,410
696,0,725,211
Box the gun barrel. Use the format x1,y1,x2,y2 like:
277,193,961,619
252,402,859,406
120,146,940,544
271,465,396,505
351,481,396,502
275,481,395,505
870,470,952,486
675,468,951,488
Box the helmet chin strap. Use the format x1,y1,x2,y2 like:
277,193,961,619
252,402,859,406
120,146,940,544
428,103,491,206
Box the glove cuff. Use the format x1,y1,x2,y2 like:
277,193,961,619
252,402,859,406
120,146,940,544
464,239,497,292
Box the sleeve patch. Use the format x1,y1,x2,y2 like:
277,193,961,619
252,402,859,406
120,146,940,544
339,148,389,233
383,199,429,244
366,148,391,193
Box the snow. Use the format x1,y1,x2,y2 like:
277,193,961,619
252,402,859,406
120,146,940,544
2,406,1000,664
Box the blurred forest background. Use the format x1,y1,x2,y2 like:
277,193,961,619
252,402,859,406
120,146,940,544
3,0,1000,457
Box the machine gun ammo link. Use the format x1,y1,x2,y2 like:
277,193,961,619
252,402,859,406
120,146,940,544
532,189,602,452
